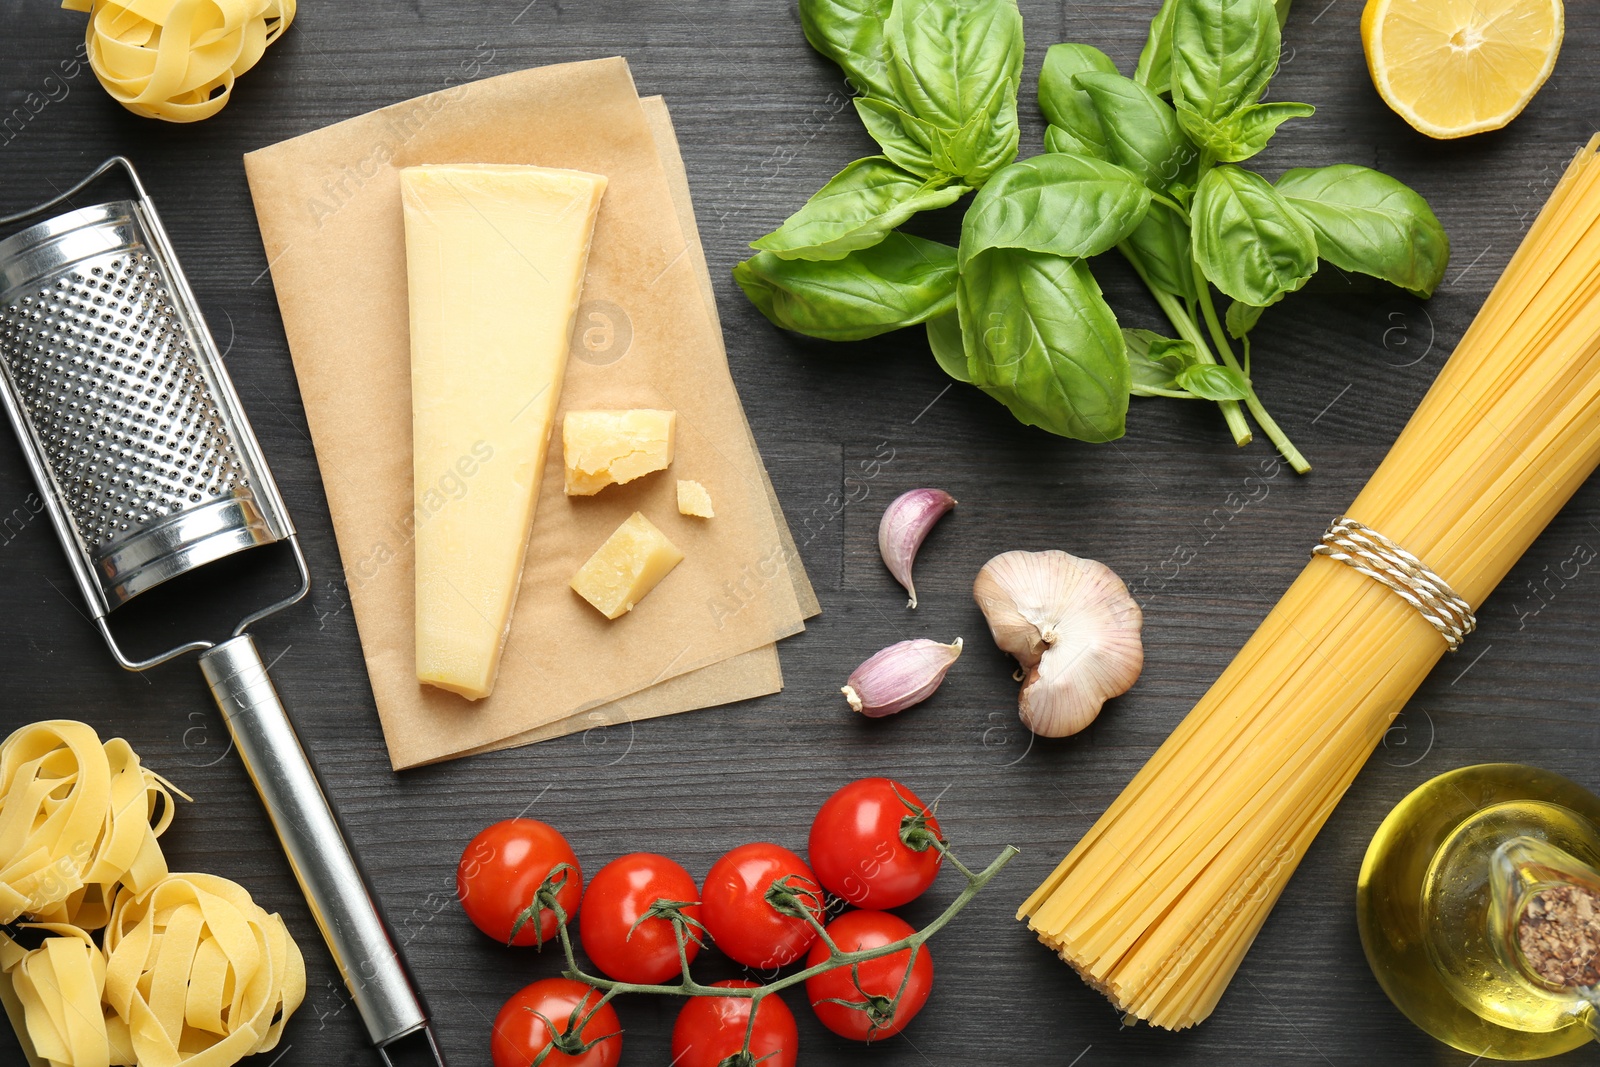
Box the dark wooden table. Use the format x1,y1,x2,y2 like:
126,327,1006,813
4,2,1600,1064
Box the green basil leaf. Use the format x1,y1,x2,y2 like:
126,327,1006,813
1225,299,1265,338
1171,0,1281,130
1224,100,1314,160
959,152,1152,268
882,0,1023,182
799,0,896,100
1191,165,1318,306
1135,0,1180,96
1125,329,1247,401
1276,0,1293,27
1122,199,1197,302
1179,100,1314,162
1039,43,1119,159
884,0,1023,128
1073,72,1191,190
734,232,959,341
958,247,1129,442
753,157,969,261
926,310,971,381
1044,124,1097,157
941,76,1022,185
1275,164,1451,297
1176,363,1251,401
1125,327,1201,397
1141,330,1201,368
856,89,1017,186
854,97,942,178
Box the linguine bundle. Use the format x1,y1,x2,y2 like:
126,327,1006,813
61,0,296,122
1020,135,1600,1029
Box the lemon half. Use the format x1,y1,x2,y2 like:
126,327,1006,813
1361,0,1564,139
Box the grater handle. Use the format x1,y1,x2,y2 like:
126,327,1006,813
198,634,444,1060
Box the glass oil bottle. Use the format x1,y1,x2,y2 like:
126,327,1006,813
1358,763,1600,1059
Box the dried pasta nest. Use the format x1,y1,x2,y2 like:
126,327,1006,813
63,0,297,122
0,720,305,1067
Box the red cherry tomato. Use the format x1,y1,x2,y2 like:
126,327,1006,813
700,842,822,970
457,819,582,946
670,980,798,1067
579,852,702,983
490,978,620,1067
804,911,933,1041
808,778,942,909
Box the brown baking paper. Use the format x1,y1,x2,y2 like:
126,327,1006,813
244,59,815,769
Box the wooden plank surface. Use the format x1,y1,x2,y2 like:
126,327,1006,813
3,2,1599,1064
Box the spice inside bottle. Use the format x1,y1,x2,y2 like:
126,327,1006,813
1520,884,1600,989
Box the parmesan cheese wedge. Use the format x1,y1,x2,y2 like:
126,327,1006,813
563,409,677,495
570,512,684,619
402,164,607,700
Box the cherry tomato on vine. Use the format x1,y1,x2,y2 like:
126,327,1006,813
700,842,822,969
808,778,942,909
490,978,620,1067
804,910,933,1041
579,852,702,983
457,819,583,946
670,980,798,1067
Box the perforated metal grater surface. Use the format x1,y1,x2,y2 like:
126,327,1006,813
0,197,290,615
3,256,246,542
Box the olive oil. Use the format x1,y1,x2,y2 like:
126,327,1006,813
1358,764,1600,1060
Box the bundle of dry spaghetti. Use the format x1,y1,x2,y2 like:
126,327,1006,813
1020,134,1600,1030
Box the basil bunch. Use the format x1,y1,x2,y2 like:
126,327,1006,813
736,0,1021,337
738,0,1449,472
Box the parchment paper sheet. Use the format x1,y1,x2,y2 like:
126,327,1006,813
244,59,815,769
455,94,821,759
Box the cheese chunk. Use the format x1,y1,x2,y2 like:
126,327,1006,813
403,163,607,700
563,409,676,495
676,479,714,518
571,512,684,619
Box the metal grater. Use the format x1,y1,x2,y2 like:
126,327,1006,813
0,158,444,1066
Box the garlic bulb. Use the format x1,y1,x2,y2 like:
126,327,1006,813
973,550,1143,738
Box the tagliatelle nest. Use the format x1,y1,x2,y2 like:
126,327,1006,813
102,873,306,1066
0,924,109,1067
62,0,297,122
0,720,180,930
0,722,305,1067
3,874,306,1067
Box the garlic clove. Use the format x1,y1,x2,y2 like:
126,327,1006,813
878,488,956,609
841,637,963,718
973,549,1065,667
974,550,1143,738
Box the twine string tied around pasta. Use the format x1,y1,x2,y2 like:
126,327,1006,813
1312,516,1476,651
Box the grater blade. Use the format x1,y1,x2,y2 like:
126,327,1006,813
0,162,293,635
